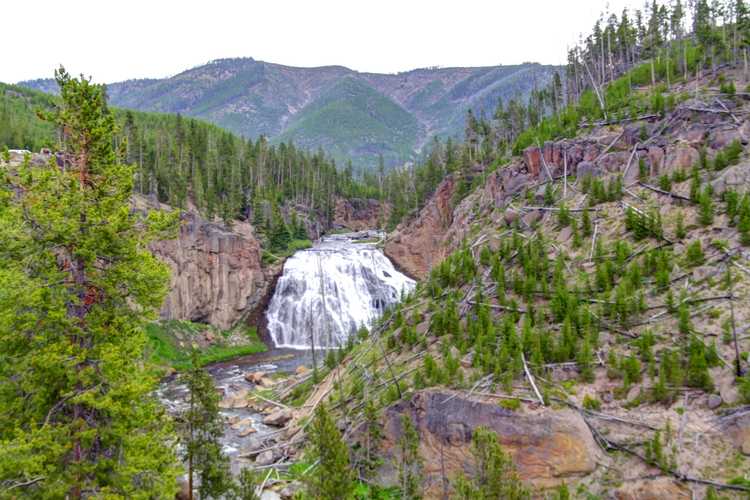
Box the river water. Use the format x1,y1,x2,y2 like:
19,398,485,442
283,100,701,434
157,349,315,463
158,232,414,471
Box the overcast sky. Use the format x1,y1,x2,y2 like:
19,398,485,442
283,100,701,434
4,0,636,85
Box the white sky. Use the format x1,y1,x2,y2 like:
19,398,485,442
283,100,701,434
4,0,637,85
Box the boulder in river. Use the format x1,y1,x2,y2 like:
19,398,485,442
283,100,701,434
231,418,252,430
255,450,275,466
218,388,249,409
263,409,292,426
237,426,257,437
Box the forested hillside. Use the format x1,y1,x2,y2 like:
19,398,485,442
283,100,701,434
0,80,386,250
19,59,558,170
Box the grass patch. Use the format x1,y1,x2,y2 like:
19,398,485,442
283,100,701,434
144,320,267,370
261,239,312,266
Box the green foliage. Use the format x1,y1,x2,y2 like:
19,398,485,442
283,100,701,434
557,202,571,227
713,150,728,171
639,123,649,142
625,207,664,241
306,404,355,499
544,181,556,206
698,187,715,226
499,398,522,411
451,426,530,500
234,469,261,500
393,412,424,500
580,203,592,237
0,68,181,498
178,349,233,500
726,140,743,166
582,395,601,411
353,401,385,498
720,79,736,96
638,157,649,180
554,481,571,500
659,173,672,192
0,82,57,151
685,240,704,267
686,335,714,390
675,210,686,239
144,321,266,369
270,204,293,251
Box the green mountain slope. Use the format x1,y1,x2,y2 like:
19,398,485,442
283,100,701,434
19,58,559,169
271,76,425,168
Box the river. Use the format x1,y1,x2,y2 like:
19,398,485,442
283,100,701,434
158,232,415,475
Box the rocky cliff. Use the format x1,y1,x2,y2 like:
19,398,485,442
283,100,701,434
386,97,750,277
375,391,598,496
332,198,389,231
384,175,462,279
146,209,270,331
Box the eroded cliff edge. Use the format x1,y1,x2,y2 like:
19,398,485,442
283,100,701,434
134,197,273,332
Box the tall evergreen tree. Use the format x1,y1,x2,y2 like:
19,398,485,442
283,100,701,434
0,67,180,498
393,412,424,500
178,349,233,500
306,404,355,499
452,427,530,500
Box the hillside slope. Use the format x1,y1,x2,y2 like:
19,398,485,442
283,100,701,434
247,70,750,499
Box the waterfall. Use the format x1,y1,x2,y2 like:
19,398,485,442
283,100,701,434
266,235,415,349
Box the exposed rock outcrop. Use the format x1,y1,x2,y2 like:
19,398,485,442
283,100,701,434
384,176,457,278
333,198,389,231
612,477,689,499
386,104,750,277
147,209,268,331
373,391,598,496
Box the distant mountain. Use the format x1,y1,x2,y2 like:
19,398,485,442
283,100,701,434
19,58,559,169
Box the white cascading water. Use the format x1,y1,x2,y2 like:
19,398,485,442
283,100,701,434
266,234,415,349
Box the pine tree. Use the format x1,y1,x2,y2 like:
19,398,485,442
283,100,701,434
357,400,384,497
270,204,292,251
179,349,233,500
579,333,595,383
234,469,261,500
557,202,571,227
581,203,593,236
307,404,355,499
675,210,686,239
452,427,530,500
0,67,180,498
292,211,309,240
394,412,424,500
698,187,715,226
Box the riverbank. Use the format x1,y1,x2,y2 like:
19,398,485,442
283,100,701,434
145,319,268,372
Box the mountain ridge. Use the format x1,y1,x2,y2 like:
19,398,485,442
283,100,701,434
18,57,558,169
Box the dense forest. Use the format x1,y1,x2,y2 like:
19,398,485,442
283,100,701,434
0,81,385,248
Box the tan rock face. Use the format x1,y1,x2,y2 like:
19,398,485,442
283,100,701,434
613,478,688,499
148,211,267,331
384,176,456,278
333,198,389,230
373,391,598,496
665,145,700,172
